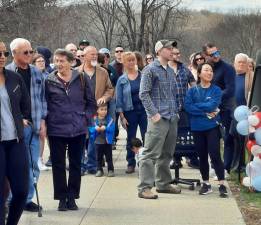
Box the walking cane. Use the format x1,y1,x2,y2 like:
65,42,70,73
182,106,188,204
28,128,43,217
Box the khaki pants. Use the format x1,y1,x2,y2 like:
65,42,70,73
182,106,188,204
138,115,178,192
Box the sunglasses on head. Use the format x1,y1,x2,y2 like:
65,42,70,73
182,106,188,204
115,50,123,53
209,50,220,58
23,50,34,55
0,51,9,57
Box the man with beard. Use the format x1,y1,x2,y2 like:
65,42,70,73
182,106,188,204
79,46,114,175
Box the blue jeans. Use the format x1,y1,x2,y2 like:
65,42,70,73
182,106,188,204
124,108,147,168
23,126,40,203
81,125,97,172
220,110,234,173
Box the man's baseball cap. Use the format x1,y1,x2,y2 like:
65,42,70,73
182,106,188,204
79,39,90,46
99,48,111,57
154,40,177,53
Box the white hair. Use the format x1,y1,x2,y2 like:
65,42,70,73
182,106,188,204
234,53,249,63
10,38,31,56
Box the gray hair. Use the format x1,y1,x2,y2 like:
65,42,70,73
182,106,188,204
234,53,249,63
54,48,74,62
10,38,31,56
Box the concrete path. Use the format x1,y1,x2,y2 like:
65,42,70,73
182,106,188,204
19,132,245,225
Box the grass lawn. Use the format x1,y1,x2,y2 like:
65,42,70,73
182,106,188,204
230,171,261,208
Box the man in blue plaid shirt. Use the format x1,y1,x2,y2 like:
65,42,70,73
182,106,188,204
168,45,200,169
138,40,181,199
7,38,47,212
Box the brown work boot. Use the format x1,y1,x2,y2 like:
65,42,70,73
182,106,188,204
156,184,181,194
138,188,158,199
125,166,135,174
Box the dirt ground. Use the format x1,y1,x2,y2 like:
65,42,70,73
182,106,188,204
229,182,261,225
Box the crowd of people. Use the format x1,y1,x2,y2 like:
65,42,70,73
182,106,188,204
0,37,255,224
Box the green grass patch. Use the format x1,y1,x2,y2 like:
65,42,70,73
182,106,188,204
230,171,261,208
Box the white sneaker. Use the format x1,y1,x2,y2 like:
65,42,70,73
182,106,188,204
38,158,50,171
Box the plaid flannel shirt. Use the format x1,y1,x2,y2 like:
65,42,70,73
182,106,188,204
6,62,47,133
175,63,196,111
139,59,178,119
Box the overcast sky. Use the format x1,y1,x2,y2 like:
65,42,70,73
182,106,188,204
181,0,261,12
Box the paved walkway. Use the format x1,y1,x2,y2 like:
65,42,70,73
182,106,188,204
19,131,245,225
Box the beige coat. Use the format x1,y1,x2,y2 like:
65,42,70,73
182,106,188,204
78,65,114,102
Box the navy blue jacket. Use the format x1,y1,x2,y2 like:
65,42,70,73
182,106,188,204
212,59,236,110
45,70,97,137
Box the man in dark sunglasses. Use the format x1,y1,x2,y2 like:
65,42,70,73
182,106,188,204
109,45,125,146
6,38,47,213
202,42,236,178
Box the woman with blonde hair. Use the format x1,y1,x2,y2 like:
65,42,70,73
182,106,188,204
116,52,147,174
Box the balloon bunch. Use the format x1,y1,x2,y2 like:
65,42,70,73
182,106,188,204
234,105,261,191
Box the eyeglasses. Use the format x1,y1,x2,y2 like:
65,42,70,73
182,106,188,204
115,50,123,53
23,50,34,55
209,50,220,58
35,60,45,63
0,51,9,57
195,57,204,61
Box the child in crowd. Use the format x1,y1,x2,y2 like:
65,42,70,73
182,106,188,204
131,138,144,167
89,104,115,177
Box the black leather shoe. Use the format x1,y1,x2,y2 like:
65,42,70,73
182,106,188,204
58,199,67,211
67,198,78,210
24,202,42,212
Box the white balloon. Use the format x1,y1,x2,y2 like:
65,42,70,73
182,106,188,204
248,115,260,126
247,159,261,179
242,177,251,187
251,145,261,156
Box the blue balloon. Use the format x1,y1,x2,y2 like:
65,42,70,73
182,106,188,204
252,175,261,192
234,105,251,122
255,128,261,145
236,120,250,136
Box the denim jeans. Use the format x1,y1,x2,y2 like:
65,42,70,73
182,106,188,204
85,138,97,172
124,108,147,168
23,125,40,203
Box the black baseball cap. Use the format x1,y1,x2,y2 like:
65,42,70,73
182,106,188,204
79,40,90,46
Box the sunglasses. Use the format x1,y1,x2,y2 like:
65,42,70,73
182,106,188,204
115,50,123,53
23,50,34,55
0,51,9,57
195,57,204,61
209,50,220,58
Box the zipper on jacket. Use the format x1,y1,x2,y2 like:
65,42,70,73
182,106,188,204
7,94,19,142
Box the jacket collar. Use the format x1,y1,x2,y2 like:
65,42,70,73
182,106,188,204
47,69,79,84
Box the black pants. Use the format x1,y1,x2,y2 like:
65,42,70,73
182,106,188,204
95,144,114,171
193,127,225,181
0,140,29,225
48,135,85,200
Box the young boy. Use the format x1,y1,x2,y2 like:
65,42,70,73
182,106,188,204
130,138,144,167
89,104,115,177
